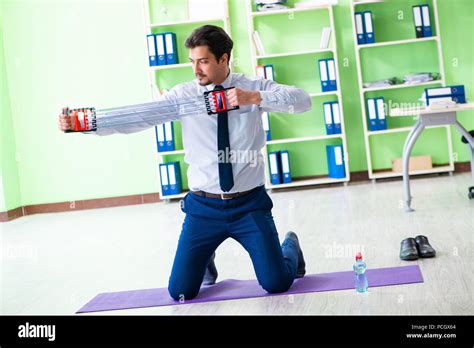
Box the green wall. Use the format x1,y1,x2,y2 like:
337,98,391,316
0,0,473,211
0,7,21,212
438,0,474,162
1,0,159,211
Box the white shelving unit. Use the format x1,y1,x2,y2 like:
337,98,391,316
142,0,231,200
349,0,454,180
246,0,350,190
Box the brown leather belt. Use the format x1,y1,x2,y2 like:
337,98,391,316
191,186,261,200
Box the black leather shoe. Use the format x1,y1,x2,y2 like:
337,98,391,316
285,231,306,278
400,238,419,260
202,252,218,286
415,235,436,258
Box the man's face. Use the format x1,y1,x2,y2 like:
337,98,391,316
189,45,228,86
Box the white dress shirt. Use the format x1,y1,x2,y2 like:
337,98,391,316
91,72,311,194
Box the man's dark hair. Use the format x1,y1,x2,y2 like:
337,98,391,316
185,25,233,64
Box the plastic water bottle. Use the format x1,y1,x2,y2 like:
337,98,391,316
353,252,368,293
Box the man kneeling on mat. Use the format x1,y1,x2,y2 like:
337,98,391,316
58,25,310,301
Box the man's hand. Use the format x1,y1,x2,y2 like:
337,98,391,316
226,88,262,107
58,107,73,132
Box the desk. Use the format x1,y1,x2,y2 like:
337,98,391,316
390,103,474,212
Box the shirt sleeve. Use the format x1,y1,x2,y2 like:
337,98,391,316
85,86,183,136
258,79,312,114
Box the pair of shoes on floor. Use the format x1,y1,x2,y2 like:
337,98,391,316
400,235,436,260
285,231,306,278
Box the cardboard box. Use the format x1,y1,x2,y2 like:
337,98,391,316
392,155,433,173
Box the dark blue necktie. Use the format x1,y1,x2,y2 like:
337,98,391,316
214,85,234,192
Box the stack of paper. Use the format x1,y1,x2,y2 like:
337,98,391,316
256,4,289,11
403,72,439,85
363,77,400,88
255,0,289,12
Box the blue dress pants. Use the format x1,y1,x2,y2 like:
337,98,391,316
168,185,299,301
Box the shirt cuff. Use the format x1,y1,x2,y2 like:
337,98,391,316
258,91,276,108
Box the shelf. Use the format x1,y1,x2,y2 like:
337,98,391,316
150,63,192,71
161,191,188,200
148,17,226,28
309,91,339,98
367,127,413,136
267,134,342,145
367,124,448,136
371,165,453,179
362,79,444,93
156,149,185,156
357,36,438,50
256,48,333,60
266,176,348,189
251,6,329,18
353,0,385,5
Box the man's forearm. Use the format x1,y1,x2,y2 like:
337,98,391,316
259,80,312,114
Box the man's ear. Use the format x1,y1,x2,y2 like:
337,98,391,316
219,53,229,65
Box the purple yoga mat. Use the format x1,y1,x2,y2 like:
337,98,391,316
76,265,423,313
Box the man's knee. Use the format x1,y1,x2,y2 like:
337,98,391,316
168,283,200,302
260,278,292,294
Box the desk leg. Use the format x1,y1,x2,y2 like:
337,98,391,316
471,145,474,186
454,121,474,185
403,121,425,212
